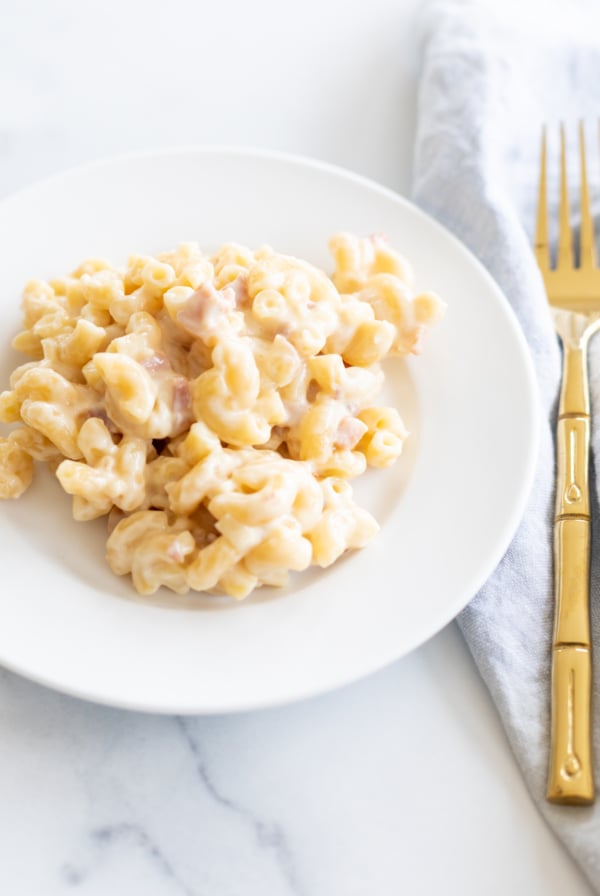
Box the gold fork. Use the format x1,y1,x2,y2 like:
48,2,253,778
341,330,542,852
535,122,598,805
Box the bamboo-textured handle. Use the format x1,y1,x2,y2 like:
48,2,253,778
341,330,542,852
547,336,595,805
548,645,593,803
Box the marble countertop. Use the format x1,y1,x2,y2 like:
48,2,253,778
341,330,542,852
0,1,593,893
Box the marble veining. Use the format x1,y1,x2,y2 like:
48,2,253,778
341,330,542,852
175,719,302,896
62,824,193,894
38,709,305,896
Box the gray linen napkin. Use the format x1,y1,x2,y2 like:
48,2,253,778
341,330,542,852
413,1,600,889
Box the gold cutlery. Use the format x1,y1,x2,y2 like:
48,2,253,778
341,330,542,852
535,123,597,805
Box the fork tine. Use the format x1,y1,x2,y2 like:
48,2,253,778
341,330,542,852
558,123,574,269
579,121,596,268
535,127,551,272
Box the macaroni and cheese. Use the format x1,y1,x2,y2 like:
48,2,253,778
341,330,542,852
0,233,445,598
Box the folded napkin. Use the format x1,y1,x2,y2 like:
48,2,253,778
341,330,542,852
414,1,600,889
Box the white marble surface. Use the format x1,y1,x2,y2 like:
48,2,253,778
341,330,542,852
0,0,594,893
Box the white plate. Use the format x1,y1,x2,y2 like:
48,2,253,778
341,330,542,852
0,149,538,714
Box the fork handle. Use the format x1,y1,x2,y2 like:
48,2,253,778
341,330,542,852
547,339,595,804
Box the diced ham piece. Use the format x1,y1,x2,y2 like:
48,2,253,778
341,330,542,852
167,541,187,563
176,283,235,341
334,416,368,450
228,275,249,309
141,352,171,373
172,377,192,435
86,407,119,433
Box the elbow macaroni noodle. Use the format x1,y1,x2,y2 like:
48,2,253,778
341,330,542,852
0,233,445,598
